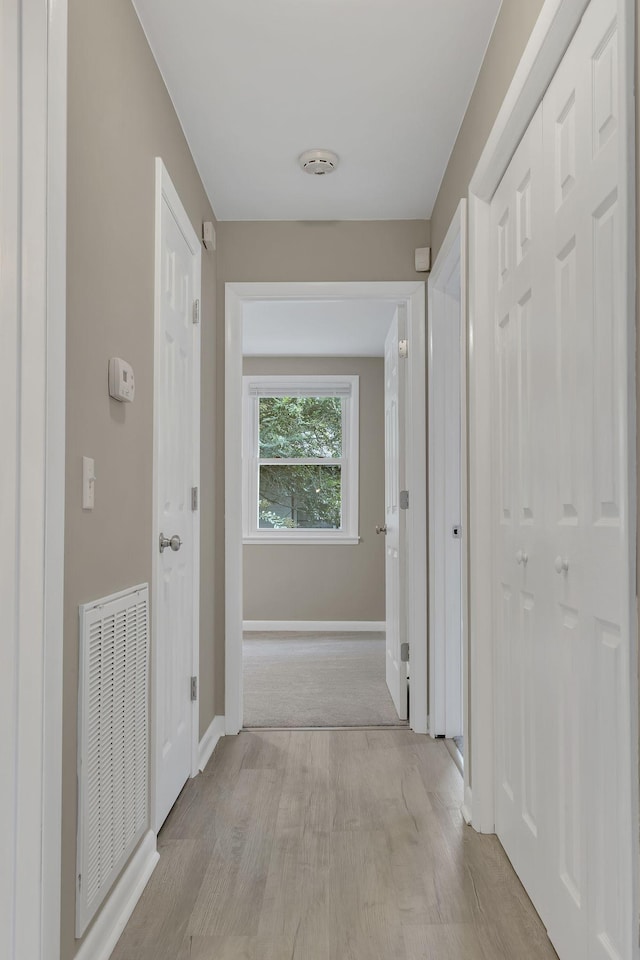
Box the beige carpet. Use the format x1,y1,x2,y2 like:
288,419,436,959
243,632,406,728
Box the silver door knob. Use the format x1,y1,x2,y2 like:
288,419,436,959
554,555,569,574
159,532,183,553
516,550,528,565
376,525,388,535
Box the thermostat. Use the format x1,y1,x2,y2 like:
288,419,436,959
108,357,135,403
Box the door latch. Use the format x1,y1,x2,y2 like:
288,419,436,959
452,524,462,539
190,676,198,701
400,642,410,663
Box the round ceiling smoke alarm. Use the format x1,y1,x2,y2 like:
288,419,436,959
299,149,339,175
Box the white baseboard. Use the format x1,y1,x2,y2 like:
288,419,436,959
462,785,473,826
75,829,159,960
243,620,386,633
198,715,226,772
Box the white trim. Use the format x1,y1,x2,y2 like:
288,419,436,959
443,738,464,777
242,374,360,542
467,21,637,934
74,831,159,960
243,620,386,633
43,0,67,955
1,2,67,959
151,159,202,834
243,537,361,546
226,281,428,736
198,716,226,772
427,200,468,756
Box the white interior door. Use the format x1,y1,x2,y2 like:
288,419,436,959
428,251,463,739
490,0,634,957
541,1,633,957
154,161,201,832
491,102,547,914
384,306,408,720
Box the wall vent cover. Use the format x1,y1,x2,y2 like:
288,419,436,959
76,583,149,937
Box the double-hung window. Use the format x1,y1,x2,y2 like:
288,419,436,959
242,375,359,544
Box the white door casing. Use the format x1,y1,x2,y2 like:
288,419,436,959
224,282,427,735
384,306,408,720
428,202,467,743
153,159,201,832
1,1,67,959
487,0,636,956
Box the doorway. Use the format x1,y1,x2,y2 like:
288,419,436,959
225,282,427,734
152,159,202,831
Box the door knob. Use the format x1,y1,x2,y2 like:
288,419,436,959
554,555,569,574
159,533,183,553
376,525,388,535
516,550,528,565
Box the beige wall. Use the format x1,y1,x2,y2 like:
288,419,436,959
430,0,546,256
62,1,218,957
215,219,430,704
243,357,385,622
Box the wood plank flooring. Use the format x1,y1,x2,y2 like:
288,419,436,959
112,730,558,960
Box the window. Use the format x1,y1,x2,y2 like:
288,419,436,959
243,375,359,543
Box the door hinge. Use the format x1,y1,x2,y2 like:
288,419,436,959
399,338,408,359
193,299,200,324
191,486,199,511
191,676,198,701
400,490,409,510
400,642,410,663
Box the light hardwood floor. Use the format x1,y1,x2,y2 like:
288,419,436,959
112,730,558,960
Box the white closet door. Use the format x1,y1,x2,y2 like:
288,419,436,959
542,0,633,957
491,104,547,916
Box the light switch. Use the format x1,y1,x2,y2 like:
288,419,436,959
83,456,95,510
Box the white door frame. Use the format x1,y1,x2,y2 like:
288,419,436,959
468,0,637,880
427,200,470,814
1,2,67,959
151,158,202,830
225,281,428,735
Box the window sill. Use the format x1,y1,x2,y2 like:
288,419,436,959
243,535,361,546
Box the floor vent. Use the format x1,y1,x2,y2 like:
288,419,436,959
76,584,149,937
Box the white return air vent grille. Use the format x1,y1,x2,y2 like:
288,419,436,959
76,583,149,937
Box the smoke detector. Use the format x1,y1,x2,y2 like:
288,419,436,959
299,149,339,175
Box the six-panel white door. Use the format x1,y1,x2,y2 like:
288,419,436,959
154,162,201,831
492,102,547,917
491,0,634,957
541,1,633,957
384,306,408,720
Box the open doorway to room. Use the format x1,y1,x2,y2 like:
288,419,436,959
241,299,401,727
225,282,427,734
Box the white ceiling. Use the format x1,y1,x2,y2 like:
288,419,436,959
132,0,502,221
243,299,396,356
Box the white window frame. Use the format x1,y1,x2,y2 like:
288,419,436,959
242,375,360,544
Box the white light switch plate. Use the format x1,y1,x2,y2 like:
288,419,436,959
83,456,95,509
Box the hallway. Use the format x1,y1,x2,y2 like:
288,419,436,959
112,730,558,960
